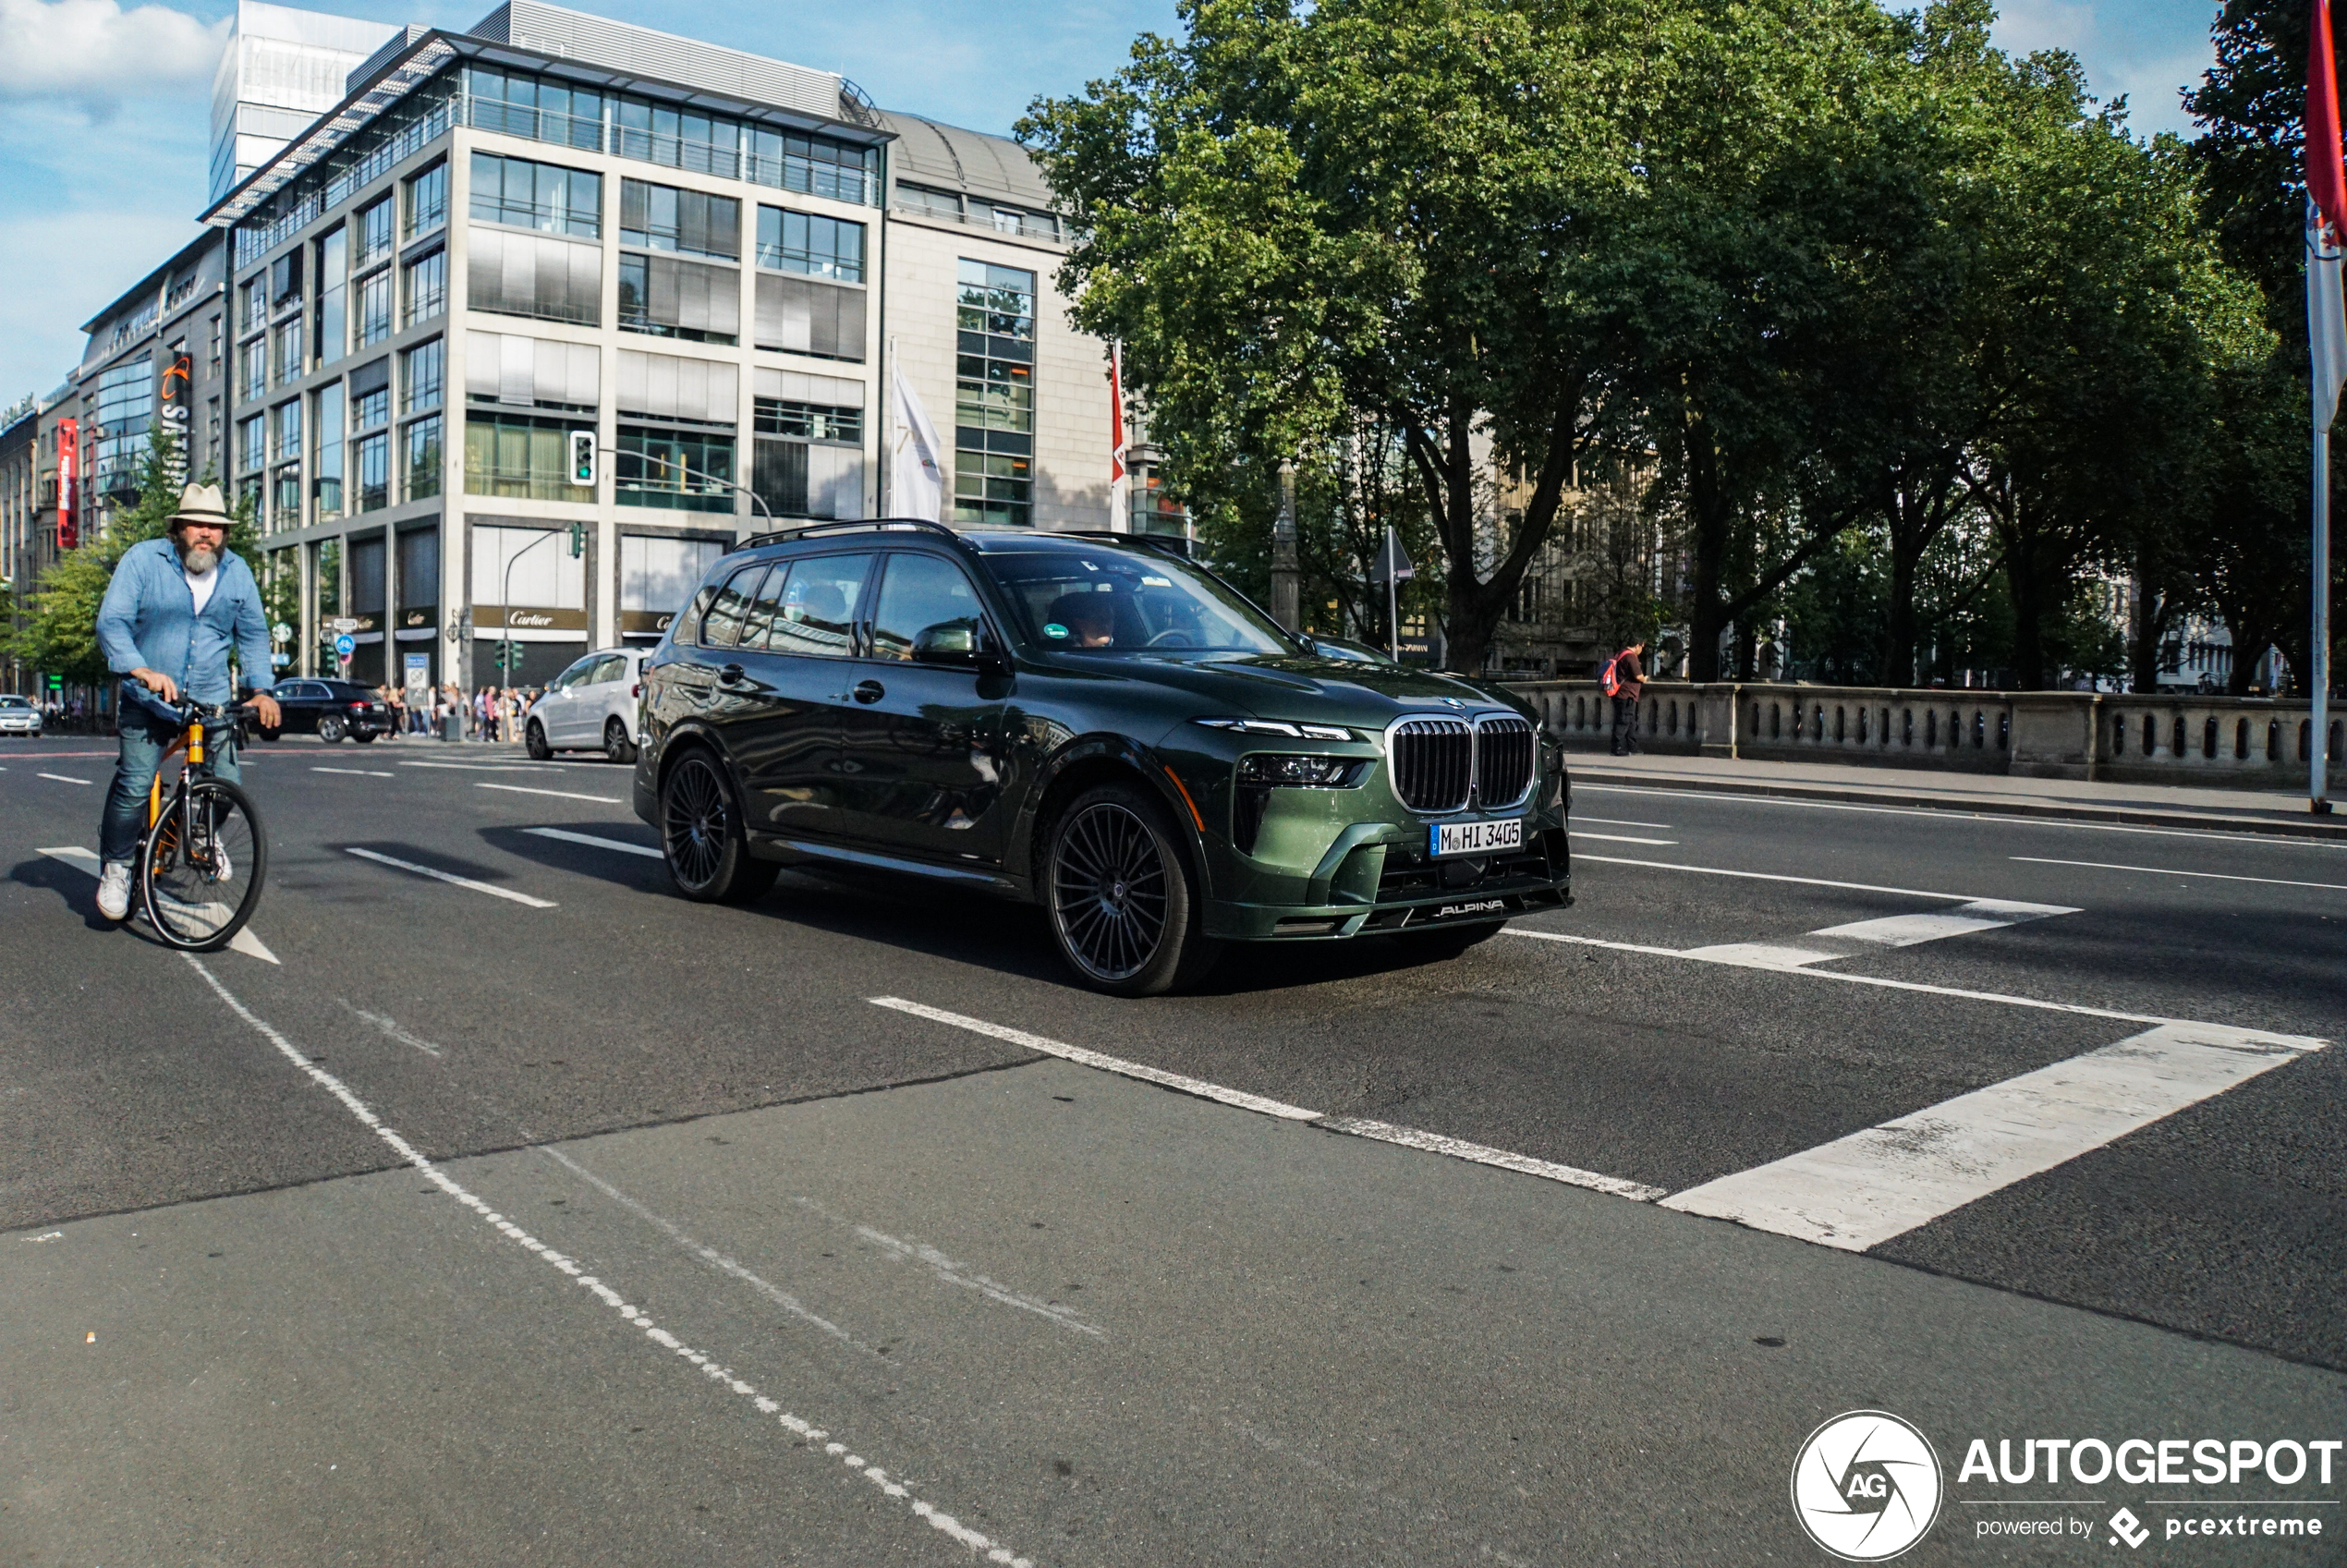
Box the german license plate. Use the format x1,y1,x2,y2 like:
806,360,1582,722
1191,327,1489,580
1429,818,1522,857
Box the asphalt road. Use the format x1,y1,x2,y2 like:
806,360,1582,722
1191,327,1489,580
2,733,2341,1565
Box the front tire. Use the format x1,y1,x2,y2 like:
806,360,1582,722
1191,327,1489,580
318,714,347,743
525,720,552,760
1044,784,1220,997
140,779,267,952
604,717,638,765
660,750,778,905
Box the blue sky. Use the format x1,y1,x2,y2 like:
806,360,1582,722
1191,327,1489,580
0,0,2227,407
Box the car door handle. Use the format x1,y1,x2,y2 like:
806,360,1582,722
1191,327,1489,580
719,664,747,686
852,679,885,704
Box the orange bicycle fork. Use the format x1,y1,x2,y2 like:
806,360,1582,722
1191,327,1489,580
145,723,199,833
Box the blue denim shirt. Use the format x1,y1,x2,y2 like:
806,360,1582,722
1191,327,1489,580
96,538,275,720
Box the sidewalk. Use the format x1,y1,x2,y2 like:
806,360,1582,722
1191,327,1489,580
1566,749,2347,841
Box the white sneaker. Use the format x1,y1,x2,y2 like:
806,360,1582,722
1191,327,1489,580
96,861,132,920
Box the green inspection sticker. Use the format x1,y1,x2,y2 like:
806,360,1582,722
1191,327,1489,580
1043,623,1069,638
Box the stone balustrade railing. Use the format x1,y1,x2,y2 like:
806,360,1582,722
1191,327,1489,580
1504,680,2346,786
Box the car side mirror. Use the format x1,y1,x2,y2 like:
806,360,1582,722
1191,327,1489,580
912,619,1009,675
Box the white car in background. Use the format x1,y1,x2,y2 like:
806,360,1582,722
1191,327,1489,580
526,647,648,762
0,695,43,736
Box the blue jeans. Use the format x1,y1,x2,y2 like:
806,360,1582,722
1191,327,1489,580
101,706,241,864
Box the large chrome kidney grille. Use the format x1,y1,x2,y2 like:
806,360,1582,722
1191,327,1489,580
1474,714,1536,808
1388,717,1474,812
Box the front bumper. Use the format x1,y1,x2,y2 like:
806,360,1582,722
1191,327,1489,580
1201,824,1572,942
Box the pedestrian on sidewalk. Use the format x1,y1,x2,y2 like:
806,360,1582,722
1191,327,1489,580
1604,639,1647,756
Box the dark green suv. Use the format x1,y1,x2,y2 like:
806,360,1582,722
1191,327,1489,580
633,522,1570,994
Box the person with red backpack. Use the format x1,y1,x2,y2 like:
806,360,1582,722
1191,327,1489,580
1601,639,1646,755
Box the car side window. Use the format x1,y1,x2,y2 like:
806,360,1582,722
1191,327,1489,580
737,564,792,652
674,581,718,645
550,657,596,689
869,553,985,662
699,565,768,650
770,553,871,659
589,654,626,684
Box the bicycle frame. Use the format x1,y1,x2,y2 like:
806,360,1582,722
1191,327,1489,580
144,708,225,881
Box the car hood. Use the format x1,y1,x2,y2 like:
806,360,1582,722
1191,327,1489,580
1051,650,1534,726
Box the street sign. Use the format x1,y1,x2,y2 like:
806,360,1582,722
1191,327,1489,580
331,616,360,634
334,633,357,658
1369,527,1415,585
271,621,293,643
271,652,290,668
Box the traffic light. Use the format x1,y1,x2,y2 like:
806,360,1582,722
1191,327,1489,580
567,521,585,559
496,642,525,673
568,430,596,488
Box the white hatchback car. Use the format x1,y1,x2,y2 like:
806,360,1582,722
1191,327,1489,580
0,694,42,736
525,647,647,762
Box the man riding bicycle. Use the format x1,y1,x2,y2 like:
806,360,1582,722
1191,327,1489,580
91,482,282,921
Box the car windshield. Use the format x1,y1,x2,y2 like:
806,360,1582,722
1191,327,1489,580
0,697,27,708
981,549,1293,655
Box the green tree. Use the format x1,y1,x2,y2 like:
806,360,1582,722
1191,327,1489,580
5,431,262,687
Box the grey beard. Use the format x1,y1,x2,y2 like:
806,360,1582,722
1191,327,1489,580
179,543,219,575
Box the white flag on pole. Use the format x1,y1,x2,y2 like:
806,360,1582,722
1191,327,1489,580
2310,200,2347,433
891,354,946,522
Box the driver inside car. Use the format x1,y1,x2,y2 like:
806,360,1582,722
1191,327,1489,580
1049,590,1120,648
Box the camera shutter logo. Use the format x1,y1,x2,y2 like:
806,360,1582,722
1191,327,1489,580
1790,1410,1943,1561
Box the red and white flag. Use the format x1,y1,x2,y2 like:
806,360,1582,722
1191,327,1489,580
2310,0,2347,431
1107,342,1130,528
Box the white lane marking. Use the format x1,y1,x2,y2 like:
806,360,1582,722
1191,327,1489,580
399,761,557,773
37,772,91,784
1663,1023,2326,1250
1573,854,2016,903
872,997,1321,1120
1811,899,2076,948
37,845,277,962
524,826,663,858
791,1196,1103,1338
21,1231,63,1242
1678,943,1842,969
477,782,626,804
872,998,1660,1202
343,846,557,907
1505,927,2330,1041
184,956,1036,1568
1568,832,1678,845
338,1000,444,1058
1570,816,1672,830
2012,857,2347,893
313,766,395,777
536,1147,877,1355
1316,1117,1667,1202
1576,782,2347,850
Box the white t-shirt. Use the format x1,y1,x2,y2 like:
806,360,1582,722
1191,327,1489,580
186,563,218,615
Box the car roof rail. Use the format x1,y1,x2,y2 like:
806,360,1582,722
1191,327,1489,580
1052,529,1196,558
734,517,966,552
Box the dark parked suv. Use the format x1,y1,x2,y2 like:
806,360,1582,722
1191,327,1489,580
254,678,394,743
634,521,1570,994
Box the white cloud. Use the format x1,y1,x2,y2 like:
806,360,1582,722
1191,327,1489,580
0,207,201,400
0,0,227,107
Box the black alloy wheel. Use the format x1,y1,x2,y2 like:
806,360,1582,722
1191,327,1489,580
604,717,638,765
525,720,552,760
659,751,777,904
318,714,347,743
1045,784,1219,997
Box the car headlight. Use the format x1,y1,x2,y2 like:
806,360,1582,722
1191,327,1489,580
1196,717,1356,741
1237,753,1364,788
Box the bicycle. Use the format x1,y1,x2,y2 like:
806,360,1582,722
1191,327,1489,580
138,699,269,951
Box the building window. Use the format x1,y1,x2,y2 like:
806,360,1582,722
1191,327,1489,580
312,381,344,520
209,312,224,376
237,415,265,475
269,249,302,310
468,228,601,325
755,207,863,282
401,337,444,414
620,179,740,260
354,432,389,513
404,162,447,239
354,380,390,433
404,414,443,501
953,259,1035,528
464,411,592,501
614,97,740,180
238,336,267,402
469,152,601,238
92,355,154,497
752,273,864,360
468,331,601,413
355,268,394,348
238,275,267,333
466,66,605,152
273,320,304,387
894,184,961,221
753,395,861,444
616,426,736,513
272,399,301,462
314,226,347,370
271,465,300,530
354,195,395,271
617,253,739,344
402,247,445,326
745,125,878,204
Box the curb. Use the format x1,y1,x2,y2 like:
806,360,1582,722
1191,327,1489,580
1566,770,2347,843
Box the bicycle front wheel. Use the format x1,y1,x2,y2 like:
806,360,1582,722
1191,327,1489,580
141,778,268,951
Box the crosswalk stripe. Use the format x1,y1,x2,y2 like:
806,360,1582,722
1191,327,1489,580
1809,898,2075,948
1661,1023,2325,1250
